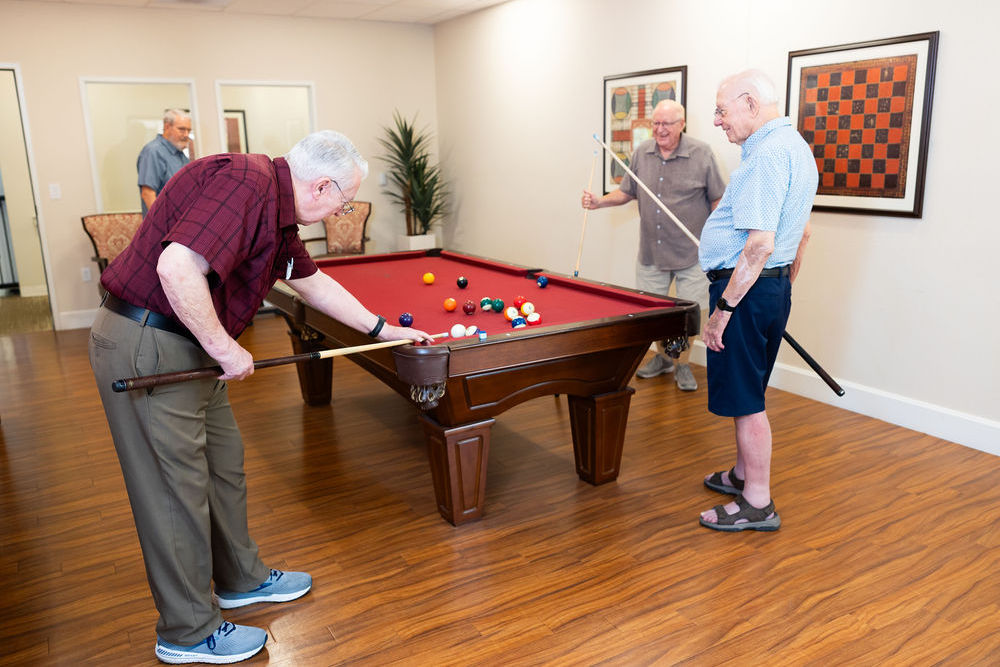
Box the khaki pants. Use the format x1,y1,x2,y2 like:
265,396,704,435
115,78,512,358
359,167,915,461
89,307,269,645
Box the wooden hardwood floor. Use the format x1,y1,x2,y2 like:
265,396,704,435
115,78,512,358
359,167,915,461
2,313,999,665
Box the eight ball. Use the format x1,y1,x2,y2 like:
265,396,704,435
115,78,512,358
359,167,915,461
457,276,469,289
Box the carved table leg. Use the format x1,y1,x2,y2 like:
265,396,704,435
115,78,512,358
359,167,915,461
419,415,495,525
567,387,635,484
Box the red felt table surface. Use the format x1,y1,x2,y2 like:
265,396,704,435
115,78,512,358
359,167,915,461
312,251,674,339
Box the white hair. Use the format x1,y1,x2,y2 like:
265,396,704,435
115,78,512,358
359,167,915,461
163,108,190,126
733,69,779,105
285,130,369,184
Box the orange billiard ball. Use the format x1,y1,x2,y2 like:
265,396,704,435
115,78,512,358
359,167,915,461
443,297,457,311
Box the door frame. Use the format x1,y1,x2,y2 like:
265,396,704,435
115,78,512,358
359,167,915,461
0,62,54,322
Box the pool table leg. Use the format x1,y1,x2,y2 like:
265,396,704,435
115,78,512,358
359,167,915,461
419,415,495,525
568,387,635,484
278,316,333,406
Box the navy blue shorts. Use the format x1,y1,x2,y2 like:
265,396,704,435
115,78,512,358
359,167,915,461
706,274,791,417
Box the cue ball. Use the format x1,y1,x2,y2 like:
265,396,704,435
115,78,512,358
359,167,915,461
398,312,414,327
457,276,469,289
450,323,467,338
536,276,549,288
443,297,457,311
463,301,476,315
422,272,435,285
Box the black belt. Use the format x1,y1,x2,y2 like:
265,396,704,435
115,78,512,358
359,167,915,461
102,292,198,344
706,265,790,283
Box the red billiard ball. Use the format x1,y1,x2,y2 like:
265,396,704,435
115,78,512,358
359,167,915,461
513,295,527,308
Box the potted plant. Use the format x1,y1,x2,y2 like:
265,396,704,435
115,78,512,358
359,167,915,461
378,111,449,250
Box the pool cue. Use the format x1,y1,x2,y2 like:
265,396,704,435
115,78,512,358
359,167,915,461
111,332,449,393
592,133,700,247
574,150,598,277
593,133,843,397
781,332,845,396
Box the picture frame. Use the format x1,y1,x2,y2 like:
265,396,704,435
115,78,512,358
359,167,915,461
223,109,248,153
602,66,687,194
786,32,939,217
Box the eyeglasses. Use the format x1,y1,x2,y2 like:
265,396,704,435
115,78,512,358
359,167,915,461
652,119,683,128
332,180,354,215
714,92,749,120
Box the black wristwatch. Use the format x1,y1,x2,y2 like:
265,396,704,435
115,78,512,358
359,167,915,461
716,297,737,312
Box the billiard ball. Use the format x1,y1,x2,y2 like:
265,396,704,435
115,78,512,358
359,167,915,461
525,312,541,325
422,272,435,285
463,301,476,315
536,275,548,288
465,325,478,336
511,317,527,329
520,301,535,316
398,312,414,327
450,323,467,338
480,297,493,311
443,297,457,311
457,276,468,289
491,298,504,312
504,306,519,321
513,295,527,308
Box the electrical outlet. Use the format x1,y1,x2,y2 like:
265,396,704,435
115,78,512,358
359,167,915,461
81,267,92,282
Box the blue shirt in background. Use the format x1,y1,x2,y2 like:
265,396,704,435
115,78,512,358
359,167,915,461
699,117,818,271
137,134,189,216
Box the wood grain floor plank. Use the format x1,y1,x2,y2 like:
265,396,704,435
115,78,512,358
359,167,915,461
2,314,998,665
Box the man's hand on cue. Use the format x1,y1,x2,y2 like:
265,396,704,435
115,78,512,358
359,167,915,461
381,324,436,345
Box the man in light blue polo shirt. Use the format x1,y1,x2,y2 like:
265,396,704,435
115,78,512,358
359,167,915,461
137,108,191,216
697,70,818,532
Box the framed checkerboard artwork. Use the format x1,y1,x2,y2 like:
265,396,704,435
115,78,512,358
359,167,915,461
787,32,938,217
603,66,687,194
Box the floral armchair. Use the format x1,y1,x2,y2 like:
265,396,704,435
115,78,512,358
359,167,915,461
304,201,371,258
81,212,143,273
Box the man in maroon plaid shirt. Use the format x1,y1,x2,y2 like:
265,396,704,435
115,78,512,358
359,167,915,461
90,131,432,664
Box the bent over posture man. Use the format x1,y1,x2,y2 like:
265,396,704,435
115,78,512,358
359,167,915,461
91,131,432,663
697,70,817,532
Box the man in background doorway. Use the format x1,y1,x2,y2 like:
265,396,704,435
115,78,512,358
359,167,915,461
137,108,191,216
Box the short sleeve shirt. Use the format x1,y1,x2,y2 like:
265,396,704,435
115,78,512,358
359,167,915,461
619,134,726,270
103,154,316,337
137,135,190,216
699,117,819,271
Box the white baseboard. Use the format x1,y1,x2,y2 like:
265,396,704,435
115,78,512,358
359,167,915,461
57,308,98,331
688,343,1000,456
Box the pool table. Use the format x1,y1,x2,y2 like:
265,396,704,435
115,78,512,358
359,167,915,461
267,249,700,525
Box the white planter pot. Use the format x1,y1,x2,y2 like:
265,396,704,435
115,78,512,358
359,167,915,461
397,233,437,251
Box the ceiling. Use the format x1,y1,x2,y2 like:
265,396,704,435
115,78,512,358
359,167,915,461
12,0,510,24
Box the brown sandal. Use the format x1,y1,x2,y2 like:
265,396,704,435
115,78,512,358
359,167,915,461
699,495,781,532
704,466,744,495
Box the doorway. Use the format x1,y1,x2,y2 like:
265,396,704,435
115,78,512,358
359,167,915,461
0,66,51,335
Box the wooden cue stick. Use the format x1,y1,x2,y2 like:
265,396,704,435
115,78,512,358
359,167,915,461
592,133,701,247
111,332,449,393
574,150,598,277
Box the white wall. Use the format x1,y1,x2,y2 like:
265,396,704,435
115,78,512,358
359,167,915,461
433,0,1000,451
0,0,438,327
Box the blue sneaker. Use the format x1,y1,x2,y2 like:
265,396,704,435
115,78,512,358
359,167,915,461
155,621,266,664
215,569,312,609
